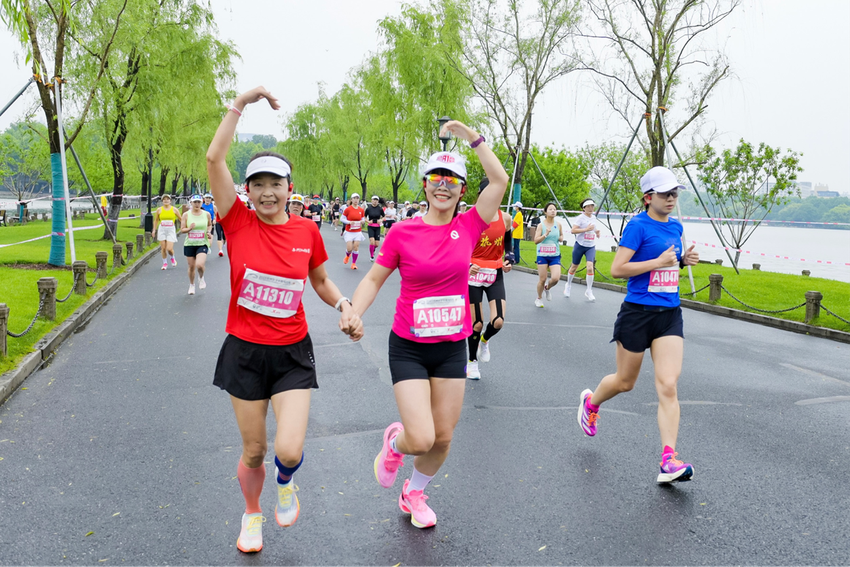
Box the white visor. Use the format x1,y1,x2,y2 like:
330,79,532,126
245,156,291,181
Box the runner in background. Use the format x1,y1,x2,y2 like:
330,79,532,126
413,201,427,218
287,194,305,217
466,177,514,380
341,194,365,269
577,166,699,485
533,202,564,307
153,194,180,269
180,194,212,295
457,201,468,214
341,121,508,529
511,202,524,265
383,200,398,234
331,198,341,230
206,86,362,553
308,195,323,231
565,198,601,301
364,195,385,261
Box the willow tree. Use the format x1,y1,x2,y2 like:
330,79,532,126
1,0,127,264
581,0,740,167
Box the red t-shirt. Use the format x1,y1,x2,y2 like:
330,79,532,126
218,202,328,345
343,206,365,232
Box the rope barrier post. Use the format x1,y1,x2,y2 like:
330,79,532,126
135,234,144,255
113,243,123,269
709,274,723,303
95,252,109,279
802,270,811,277
0,304,9,357
125,241,134,261
753,263,761,271
145,231,152,248
805,291,823,324
72,262,88,295
37,278,58,320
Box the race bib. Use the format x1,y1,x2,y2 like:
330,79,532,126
237,268,305,319
468,267,498,288
412,295,465,338
583,232,595,241
188,230,205,240
539,244,558,255
160,220,174,228
350,221,361,231
647,266,679,294
312,214,320,221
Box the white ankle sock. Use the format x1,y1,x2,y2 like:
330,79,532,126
408,467,435,492
390,435,399,453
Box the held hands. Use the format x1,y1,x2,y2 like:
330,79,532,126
657,245,679,268
438,120,480,144
234,86,281,111
681,244,699,266
338,305,364,342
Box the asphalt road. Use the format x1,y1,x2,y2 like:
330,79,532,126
1,224,848,566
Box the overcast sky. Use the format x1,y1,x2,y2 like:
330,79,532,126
1,0,848,192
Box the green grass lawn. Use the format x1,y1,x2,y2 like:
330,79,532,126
0,209,146,267
515,240,850,333
0,209,156,375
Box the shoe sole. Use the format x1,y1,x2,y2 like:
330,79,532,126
586,294,596,302
236,539,262,553
578,389,596,437
398,495,436,528
657,466,694,484
275,496,300,527
374,424,402,488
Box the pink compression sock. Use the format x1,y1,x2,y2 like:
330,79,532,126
587,398,600,413
237,459,265,514
370,244,375,257
346,250,351,257
352,252,358,264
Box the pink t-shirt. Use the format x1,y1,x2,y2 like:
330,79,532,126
376,210,489,343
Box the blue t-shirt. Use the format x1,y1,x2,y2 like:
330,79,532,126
620,211,683,308
201,203,216,223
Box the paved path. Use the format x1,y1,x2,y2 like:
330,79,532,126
1,225,848,565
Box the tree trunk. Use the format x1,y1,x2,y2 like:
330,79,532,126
159,167,169,197
104,113,128,240
169,172,179,197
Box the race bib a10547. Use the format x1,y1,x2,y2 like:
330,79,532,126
237,268,305,318
412,295,465,338
647,266,679,294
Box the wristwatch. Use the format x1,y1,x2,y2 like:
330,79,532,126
335,297,351,312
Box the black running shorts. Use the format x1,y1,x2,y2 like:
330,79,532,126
213,334,318,400
367,225,381,240
611,301,684,353
468,268,506,304
183,244,209,257
388,331,467,384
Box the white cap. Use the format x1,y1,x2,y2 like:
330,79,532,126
245,156,291,180
513,201,523,208
419,201,427,206
422,151,467,179
371,195,379,200
351,193,360,199
640,167,685,194
458,201,468,207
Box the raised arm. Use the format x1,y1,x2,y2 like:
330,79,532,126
206,86,280,219
440,121,508,222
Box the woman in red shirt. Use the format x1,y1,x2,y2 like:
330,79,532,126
207,86,362,553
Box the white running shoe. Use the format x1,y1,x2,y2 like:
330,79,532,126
198,277,206,290
466,360,480,380
563,285,571,297
477,340,491,363
161,263,167,271
188,284,195,295
545,287,552,301
534,298,544,308
236,512,265,553
274,475,300,527
585,289,596,302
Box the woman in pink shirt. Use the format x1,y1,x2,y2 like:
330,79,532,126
341,121,508,528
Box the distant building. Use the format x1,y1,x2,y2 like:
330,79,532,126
816,190,840,198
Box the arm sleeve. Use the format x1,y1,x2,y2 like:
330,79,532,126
503,229,513,254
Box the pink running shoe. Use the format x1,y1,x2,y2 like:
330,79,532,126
374,422,404,488
657,452,694,483
398,479,436,528
170,256,177,267
578,388,598,437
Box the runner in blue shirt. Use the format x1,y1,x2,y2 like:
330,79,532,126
577,166,700,484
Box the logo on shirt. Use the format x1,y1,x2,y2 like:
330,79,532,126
292,248,311,254
450,230,459,240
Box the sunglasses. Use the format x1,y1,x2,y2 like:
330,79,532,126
425,174,462,188
648,190,679,199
